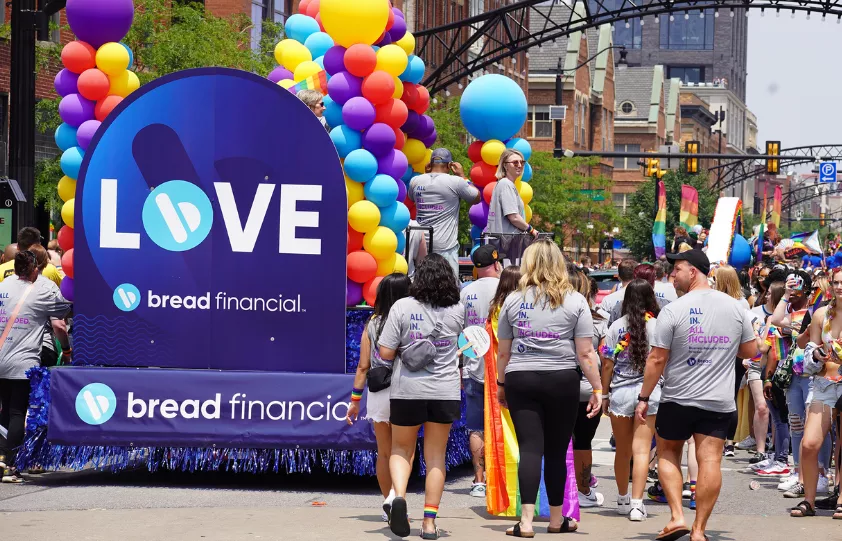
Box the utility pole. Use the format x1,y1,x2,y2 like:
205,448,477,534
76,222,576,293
553,57,563,159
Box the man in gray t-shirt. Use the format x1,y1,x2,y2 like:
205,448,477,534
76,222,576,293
635,250,757,541
408,148,480,277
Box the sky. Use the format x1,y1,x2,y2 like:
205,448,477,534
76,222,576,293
747,15,842,152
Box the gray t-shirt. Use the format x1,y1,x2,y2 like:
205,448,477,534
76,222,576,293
0,275,72,380
460,276,499,383
654,281,678,306
608,283,674,325
580,316,608,401
378,297,464,401
485,178,524,235
366,317,391,371
653,288,755,413
408,173,479,252
498,288,593,374
605,315,658,389
600,287,626,323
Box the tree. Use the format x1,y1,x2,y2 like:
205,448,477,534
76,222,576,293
622,169,717,259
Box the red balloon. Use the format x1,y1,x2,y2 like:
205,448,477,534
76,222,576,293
305,0,320,18
362,71,396,106
57,225,74,252
77,68,110,101
393,127,405,150
61,248,74,279
374,98,408,129
363,276,383,307
401,82,419,110
344,44,377,78
483,181,497,205
405,198,417,220
412,85,430,114
347,250,378,283
468,141,483,163
385,8,395,31
95,95,123,121
61,41,96,74
298,0,311,14
348,227,364,253
470,162,497,188
315,13,325,31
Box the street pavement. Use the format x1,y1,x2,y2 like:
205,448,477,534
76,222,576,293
2,421,839,540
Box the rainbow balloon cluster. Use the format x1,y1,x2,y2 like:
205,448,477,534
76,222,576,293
459,75,532,247
54,0,137,301
269,0,436,307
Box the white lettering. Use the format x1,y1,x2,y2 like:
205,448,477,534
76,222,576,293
127,392,146,418
214,182,276,252
306,401,324,421
279,184,321,255
201,394,221,419
180,399,200,419
159,399,179,419
267,400,285,421
100,179,140,249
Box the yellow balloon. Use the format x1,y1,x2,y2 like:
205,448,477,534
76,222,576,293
525,204,533,223
348,200,381,233
518,181,534,205
346,176,364,208
278,79,296,89
393,253,408,274
274,39,298,65
395,32,416,55
294,60,322,83
402,138,426,164
392,76,403,99
411,148,432,173
109,70,140,98
320,0,390,48
376,253,397,276
280,40,312,72
363,226,398,259
514,179,522,192
95,42,130,76
376,45,409,77
61,198,75,229
57,175,76,203
481,139,506,166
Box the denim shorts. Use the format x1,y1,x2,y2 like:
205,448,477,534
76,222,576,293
464,377,485,432
807,377,842,409
609,382,660,417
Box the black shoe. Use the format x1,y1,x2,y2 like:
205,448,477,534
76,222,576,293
748,451,766,465
815,486,840,511
723,445,735,457
647,468,658,483
610,434,616,451
682,482,691,499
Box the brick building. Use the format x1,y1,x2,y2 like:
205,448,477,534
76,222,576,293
678,93,722,173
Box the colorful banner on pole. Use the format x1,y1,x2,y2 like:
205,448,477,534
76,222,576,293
679,184,699,230
757,186,767,261
653,180,667,259
772,185,782,228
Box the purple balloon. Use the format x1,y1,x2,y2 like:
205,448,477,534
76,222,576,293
414,114,435,139
60,276,74,302
376,32,393,46
66,0,134,49
402,110,420,134
420,128,437,148
377,149,409,180
75,119,101,151
392,7,405,19
469,202,489,229
58,93,95,128
327,71,362,105
268,66,293,83
323,45,347,76
347,280,363,306
395,177,407,202
54,69,79,97
362,122,397,157
342,96,376,131
389,16,407,41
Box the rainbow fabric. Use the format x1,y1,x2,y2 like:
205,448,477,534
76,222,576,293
768,327,789,364
423,505,438,519
288,70,328,95
771,185,782,228
483,319,580,520
679,185,699,230
652,180,667,259
757,185,767,261
809,291,824,315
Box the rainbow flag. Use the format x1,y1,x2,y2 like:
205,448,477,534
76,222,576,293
771,185,782,228
653,180,666,259
483,318,580,520
288,70,328,95
757,185,767,261
679,185,699,230
809,290,824,315
767,326,789,364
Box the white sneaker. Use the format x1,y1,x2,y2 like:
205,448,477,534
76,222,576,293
578,489,604,508
617,494,631,515
629,499,647,522
778,473,799,491
382,488,395,519
381,511,389,522
735,435,757,450
757,461,791,476
470,482,486,498
750,457,773,471
817,475,830,494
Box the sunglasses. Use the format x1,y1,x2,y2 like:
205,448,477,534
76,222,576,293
507,160,524,166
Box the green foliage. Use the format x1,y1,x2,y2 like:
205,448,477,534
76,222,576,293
34,157,62,207
621,169,717,259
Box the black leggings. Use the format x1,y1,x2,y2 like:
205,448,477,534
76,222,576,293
728,357,747,441
572,401,602,451
506,369,579,506
0,378,31,469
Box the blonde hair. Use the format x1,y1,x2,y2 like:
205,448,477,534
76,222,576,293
495,149,525,180
518,240,574,309
296,89,323,108
714,265,743,300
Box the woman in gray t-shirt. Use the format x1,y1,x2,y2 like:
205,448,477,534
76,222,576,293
496,240,602,536
378,254,464,539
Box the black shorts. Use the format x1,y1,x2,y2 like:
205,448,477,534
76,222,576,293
390,399,462,426
656,401,736,441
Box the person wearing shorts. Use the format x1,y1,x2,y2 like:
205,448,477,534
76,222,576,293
636,250,758,541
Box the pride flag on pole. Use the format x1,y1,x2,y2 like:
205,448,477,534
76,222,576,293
757,185,767,261
288,70,328,95
679,184,699,230
771,185,782,228
653,180,667,259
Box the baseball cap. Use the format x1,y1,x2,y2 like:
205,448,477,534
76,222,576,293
471,244,505,268
666,249,710,276
430,148,453,164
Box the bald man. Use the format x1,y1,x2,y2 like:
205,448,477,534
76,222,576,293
1,243,17,264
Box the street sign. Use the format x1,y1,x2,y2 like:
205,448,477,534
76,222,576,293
819,161,837,183
549,105,567,120
580,189,605,201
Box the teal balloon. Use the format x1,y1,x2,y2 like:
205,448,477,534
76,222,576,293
314,55,325,70
55,123,78,152
379,201,410,232
729,234,752,271
521,162,533,182
364,174,399,207
323,95,344,128
396,231,406,254
304,32,334,60
399,55,425,84
344,149,378,183
329,125,361,158
506,138,532,161
284,14,320,43
120,42,133,69
460,74,527,141
60,146,85,179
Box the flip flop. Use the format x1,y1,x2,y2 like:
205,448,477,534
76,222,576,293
547,517,578,533
389,497,411,538
655,525,690,541
420,527,440,540
505,522,535,538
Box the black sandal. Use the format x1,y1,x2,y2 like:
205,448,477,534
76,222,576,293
790,500,816,517
547,516,578,533
833,505,842,519
390,497,411,537
505,522,535,538
420,526,440,540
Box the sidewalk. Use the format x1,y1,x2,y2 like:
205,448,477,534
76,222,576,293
3,505,837,540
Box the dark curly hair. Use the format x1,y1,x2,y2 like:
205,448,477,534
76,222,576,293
621,279,660,374
410,253,460,308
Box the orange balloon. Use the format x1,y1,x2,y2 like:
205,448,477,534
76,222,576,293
468,141,483,163
374,98,408,129
470,162,497,188
344,44,377,78
412,85,430,114
483,181,497,205
61,41,96,74
305,0,320,18
347,250,378,283
95,95,123,121
299,0,311,14
362,71,396,106
77,68,111,101
363,276,383,307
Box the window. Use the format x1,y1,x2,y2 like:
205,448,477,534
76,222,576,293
613,144,641,170
620,101,634,115
660,10,715,50
589,1,641,49
580,101,586,145
573,99,579,144
527,105,553,139
612,193,628,215
667,66,704,84
251,0,288,50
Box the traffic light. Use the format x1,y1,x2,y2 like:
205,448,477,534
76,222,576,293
766,141,780,175
647,158,660,178
685,140,700,174
821,213,826,227
656,167,666,179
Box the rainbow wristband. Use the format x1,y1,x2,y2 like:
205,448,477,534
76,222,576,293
351,387,363,402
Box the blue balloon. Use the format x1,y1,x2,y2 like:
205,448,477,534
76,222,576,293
728,234,752,271
506,138,532,161
120,42,133,69
55,123,78,152
284,14,320,43
323,95,344,128
460,74,527,142
329,125,361,158
314,55,325,70
344,149,378,183
304,32,334,60
470,225,483,241
364,174,399,207
396,231,406,254
401,165,414,182
60,146,84,179
399,55,425,84
521,162,533,182
379,201,410,232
